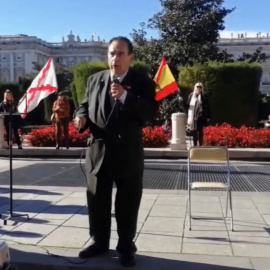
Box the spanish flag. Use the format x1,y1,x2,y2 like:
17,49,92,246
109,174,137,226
154,57,179,101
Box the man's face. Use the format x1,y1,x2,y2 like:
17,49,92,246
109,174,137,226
108,40,133,75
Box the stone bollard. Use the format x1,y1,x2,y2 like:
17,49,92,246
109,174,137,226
170,112,187,150
0,115,5,149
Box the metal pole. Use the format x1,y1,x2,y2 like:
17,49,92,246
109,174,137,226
9,110,13,215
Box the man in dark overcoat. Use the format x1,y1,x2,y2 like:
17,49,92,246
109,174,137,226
74,36,157,267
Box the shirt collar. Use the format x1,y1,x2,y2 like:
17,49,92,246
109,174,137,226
111,69,129,83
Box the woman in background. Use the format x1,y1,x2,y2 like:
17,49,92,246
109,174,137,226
52,92,70,149
0,89,22,149
186,82,210,146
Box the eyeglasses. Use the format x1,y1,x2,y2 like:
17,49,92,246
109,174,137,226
196,86,202,89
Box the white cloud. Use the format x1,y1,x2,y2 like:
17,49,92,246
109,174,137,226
219,30,270,39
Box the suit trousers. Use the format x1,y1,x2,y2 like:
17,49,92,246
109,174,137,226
86,145,143,253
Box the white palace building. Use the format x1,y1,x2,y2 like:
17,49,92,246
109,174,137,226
0,31,270,94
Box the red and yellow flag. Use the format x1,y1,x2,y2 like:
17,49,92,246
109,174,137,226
154,57,179,101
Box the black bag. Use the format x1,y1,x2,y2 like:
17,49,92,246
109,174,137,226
186,128,196,137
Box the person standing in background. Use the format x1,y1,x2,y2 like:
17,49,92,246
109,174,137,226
186,82,210,146
52,93,70,149
0,89,22,149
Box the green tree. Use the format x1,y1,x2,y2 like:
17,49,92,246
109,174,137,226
131,0,235,74
237,47,270,63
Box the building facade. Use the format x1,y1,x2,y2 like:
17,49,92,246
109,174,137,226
0,31,107,82
218,32,270,95
1,31,270,94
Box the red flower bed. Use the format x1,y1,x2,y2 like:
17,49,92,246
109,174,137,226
142,126,170,147
28,123,89,147
204,123,270,148
28,124,170,148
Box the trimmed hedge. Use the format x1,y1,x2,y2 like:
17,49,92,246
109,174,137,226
73,61,109,104
72,60,151,105
179,61,262,127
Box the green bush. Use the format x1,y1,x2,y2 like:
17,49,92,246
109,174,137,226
73,61,109,104
72,60,152,105
179,61,262,127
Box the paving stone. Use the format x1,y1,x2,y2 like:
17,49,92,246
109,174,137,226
183,230,230,245
182,242,233,256
250,257,270,270
9,223,57,235
13,200,53,215
155,195,187,205
189,195,220,203
185,219,226,231
256,204,270,215
220,197,257,209
140,199,155,210
68,192,84,198
136,233,181,253
229,235,270,245
232,209,265,222
227,221,269,237
252,197,270,204
0,223,57,245
38,226,90,248
262,214,270,226
109,238,118,250
33,206,82,220
33,195,68,202
150,205,186,218
62,214,89,228
232,242,270,257
190,202,223,212
54,197,86,206
141,217,184,236
189,211,224,219
77,206,88,215
141,193,158,200
25,218,65,226
138,208,150,222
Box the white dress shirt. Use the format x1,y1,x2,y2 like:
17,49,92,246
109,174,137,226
111,70,128,104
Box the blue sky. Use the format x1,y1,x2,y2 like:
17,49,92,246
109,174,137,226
1,0,269,42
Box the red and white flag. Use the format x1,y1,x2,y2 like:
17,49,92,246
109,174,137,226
18,57,58,118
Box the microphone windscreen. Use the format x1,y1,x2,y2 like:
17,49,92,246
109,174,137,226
112,74,121,84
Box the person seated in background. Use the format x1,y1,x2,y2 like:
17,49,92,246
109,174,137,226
265,115,270,128
52,92,70,149
0,89,22,149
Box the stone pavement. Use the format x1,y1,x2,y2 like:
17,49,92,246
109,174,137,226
0,185,270,269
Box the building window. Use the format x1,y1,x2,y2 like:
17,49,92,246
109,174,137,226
16,53,22,61
1,54,7,61
15,69,24,82
262,75,270,85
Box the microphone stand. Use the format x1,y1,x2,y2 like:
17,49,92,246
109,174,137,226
0,100,29,225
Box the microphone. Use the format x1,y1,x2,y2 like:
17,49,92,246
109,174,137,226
111,74,121,102
112,74,121,84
